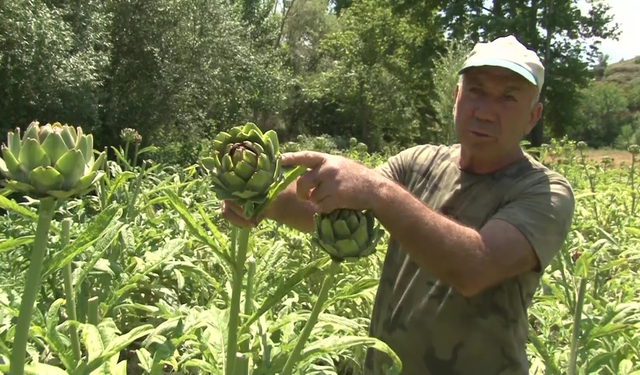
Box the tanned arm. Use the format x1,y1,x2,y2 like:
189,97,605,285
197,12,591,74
370,176,540,298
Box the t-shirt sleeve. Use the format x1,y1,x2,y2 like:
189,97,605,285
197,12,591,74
490,174,575,272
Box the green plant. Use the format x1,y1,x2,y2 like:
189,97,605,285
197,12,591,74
0,121,106,375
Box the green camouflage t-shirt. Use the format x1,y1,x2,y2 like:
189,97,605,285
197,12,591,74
364,143,575,375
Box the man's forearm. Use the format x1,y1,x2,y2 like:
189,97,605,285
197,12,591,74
371,177,486,296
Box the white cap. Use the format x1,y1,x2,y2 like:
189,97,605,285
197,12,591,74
459,35,545,93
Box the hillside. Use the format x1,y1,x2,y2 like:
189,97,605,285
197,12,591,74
603,56,640,85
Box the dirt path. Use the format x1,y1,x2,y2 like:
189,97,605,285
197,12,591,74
545,149,635,168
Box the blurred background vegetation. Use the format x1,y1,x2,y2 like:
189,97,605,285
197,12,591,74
0,0,635,165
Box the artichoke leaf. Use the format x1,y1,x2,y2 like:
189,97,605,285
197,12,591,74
221,154,234,171
320,218,335,243
233,160,255,181
19,139,51,172
55,149,86,190
8,129,21,156
332,219,352,240
352,220,369,247
60,126,77,149
220,171,247,191
89,152,107,173
263,130,279,159
335,239,360,258
1,146,24,179
40,132,69,165
244,169,273,193
2,179,37,194
22,122,39,141
200,157,217,172
29,166,65,192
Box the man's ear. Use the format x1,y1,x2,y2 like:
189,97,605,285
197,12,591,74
526,101,544,134
453,84,460,114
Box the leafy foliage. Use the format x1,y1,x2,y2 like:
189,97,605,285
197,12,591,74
0,135,639,373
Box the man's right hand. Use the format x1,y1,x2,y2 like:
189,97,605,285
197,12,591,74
220,200,264,228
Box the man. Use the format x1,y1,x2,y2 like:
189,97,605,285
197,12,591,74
222,35,575,374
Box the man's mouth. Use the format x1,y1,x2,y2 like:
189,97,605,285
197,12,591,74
469,130,491,138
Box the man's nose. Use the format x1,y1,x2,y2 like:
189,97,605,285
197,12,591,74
472,97,499,122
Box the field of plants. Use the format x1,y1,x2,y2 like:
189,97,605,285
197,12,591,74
0,122,639,375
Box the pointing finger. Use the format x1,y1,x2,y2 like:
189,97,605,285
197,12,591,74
281,151,327,168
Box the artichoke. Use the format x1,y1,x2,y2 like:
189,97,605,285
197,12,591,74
0,121,106,200
312,209,383,262
201,122,304,219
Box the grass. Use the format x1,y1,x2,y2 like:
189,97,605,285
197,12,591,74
0,134,638,374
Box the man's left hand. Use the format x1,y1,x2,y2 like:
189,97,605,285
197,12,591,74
281,151,385,213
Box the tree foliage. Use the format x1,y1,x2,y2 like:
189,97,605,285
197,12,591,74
0,0,626,165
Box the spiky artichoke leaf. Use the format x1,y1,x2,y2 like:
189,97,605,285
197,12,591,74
1,180,36,194
352,219,369,247
335,239,360,258
244,169,273,193
76,135,90,163
220,171,247,191
19,139,51,172
332,219,352,240
263,130,279,159
319,217,335,243
89,152,107,173
22,122,39,141
60,126,76,149
72,171,100,192
0,158,8,178
55,149,86,190
1,146,23,179
234,160,256,181
8,129,21,156
200,157,217,172
29,166,64,192
40,132,69,165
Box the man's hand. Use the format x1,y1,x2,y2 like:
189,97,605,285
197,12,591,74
220,200,265,228
281,151,386,213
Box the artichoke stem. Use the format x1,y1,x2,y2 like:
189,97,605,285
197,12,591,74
61,219,82,364
568,277,587,375
281,260,340,375
237,255,256,375
132,143,140,169
226,226,251,375
88,296,100,325
11,197,57,375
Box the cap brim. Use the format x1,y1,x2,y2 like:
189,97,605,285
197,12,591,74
459,58,537,86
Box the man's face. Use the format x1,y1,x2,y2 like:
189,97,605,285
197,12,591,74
453,66,543,159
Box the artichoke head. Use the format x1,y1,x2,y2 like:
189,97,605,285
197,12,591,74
201,122,299,219
0,121,106,200
312,209,383,262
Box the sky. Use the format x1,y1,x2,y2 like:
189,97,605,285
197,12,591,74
579,0,640,63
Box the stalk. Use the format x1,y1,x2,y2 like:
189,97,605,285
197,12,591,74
10,197,57,375
226,226,251,375
568,277,587,375
237,255,256,375
281,260,341,375
61,219,81,363
88,296,100,325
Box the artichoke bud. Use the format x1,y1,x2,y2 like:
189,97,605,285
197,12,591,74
0,121,106,200
200,122,285,219
312,209,383,262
